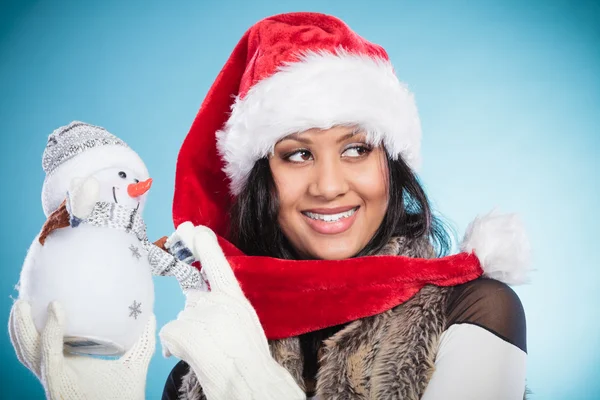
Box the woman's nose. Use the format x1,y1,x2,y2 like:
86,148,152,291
308,158,349,200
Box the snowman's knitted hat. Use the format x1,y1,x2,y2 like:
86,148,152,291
41,121,149,216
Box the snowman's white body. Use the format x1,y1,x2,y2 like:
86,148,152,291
19,166,155,355
20,225,154,355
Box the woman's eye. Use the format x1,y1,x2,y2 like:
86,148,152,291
342,145,371,158
118,171,127,179
286,150,313,163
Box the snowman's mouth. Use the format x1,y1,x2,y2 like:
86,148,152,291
112,187,118,203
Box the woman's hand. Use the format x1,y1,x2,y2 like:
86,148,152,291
9,300,155,400
159,222,304,400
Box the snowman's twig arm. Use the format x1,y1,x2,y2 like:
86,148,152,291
39,201,71,245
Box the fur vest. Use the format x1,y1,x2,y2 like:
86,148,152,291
177,236,525,399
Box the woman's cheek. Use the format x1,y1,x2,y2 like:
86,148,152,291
274,165,310,198
348,160,388,203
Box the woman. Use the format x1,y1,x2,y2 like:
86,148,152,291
161,12,529,400
8,12,529,400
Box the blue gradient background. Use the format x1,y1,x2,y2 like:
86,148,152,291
1,0,598,398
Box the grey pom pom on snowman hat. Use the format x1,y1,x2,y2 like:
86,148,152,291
41,121,149,216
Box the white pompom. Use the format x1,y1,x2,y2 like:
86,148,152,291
460,209,532,285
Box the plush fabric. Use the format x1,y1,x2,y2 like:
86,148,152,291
226,251,483,340
156,231,484,340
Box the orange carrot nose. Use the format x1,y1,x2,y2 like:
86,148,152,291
128,178,153,197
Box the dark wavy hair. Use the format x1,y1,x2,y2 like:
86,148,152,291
229,152,452,259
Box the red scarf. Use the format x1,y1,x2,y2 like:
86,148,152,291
216,237,484,340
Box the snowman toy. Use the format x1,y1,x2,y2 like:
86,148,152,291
18,121,204,356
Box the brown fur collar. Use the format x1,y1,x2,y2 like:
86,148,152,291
315,284,447,399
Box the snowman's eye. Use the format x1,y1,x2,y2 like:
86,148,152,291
118,171,127,179
134,179,139,183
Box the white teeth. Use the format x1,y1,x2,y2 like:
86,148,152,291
304,207,357,222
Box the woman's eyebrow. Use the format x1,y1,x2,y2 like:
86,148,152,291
278,127,363,145
336,132,359,144
278,135,313,145
336,128,364,143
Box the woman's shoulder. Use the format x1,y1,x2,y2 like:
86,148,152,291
445,278,527,352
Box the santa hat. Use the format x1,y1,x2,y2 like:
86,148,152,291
41,121,149,216
173,12,531,295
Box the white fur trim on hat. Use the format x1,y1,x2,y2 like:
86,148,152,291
216,50,422,195
41,145,149,216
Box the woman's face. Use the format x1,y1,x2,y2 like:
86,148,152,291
269,126,389,260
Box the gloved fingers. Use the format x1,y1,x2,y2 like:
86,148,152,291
181,288,211,309
192,226,244,297
158,337,175,360
180,288,269,356
158,319,209,363
174,222,196,254
160,319,236,395
158,323,186,361
8,300,28,366
7,304,24,362
121,314,156,365
8,299,41,375
40,301,67,379
162,343,171,358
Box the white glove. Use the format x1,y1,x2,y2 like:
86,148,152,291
67,176,100,219
159,222,304,400
9,299,155,400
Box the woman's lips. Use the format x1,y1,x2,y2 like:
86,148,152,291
301,206,359,235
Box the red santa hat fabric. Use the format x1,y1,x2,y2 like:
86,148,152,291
174,12,420,239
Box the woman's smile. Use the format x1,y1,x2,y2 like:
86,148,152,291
301,206,360,235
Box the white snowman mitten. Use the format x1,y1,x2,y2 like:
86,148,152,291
9,300,155,400
159,222,304,400
67,176,100,220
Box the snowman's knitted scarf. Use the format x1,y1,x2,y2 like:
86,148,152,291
41,200,203,291
82,201,204,290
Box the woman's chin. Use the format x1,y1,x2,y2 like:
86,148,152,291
304,240,361,260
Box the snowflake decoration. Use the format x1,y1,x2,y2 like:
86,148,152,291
128,300,142,320
129,245,141,260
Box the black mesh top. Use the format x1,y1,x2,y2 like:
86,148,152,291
446,278,527,353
